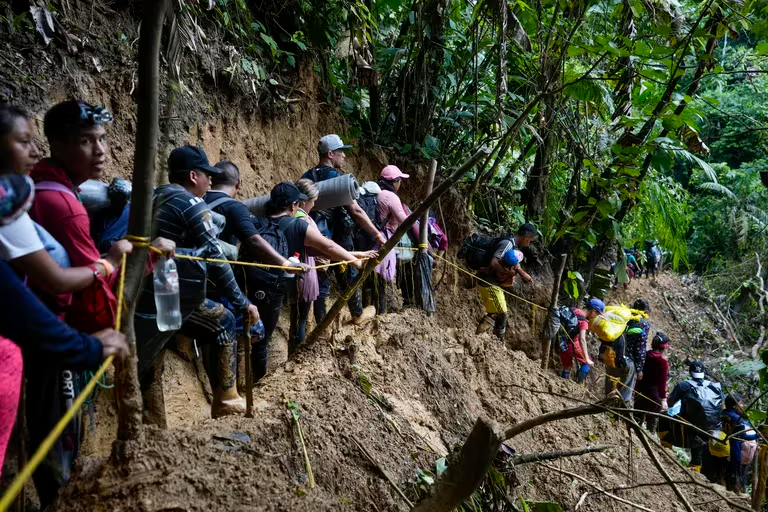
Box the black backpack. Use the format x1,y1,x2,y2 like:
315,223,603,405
558,306,583,337
458,233,514,271
240,217,294,261
353,193,391,251
682,380,723,430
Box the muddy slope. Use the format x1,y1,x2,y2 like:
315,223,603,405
57,276,743,512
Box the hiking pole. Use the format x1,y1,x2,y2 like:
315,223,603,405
244,320,254,418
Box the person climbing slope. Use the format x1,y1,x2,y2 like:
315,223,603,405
458,224,536,339
301,134,382,325
634,332,670,433
586,298,636,402
626,298,651,382
555,306,593,382
721,394,757,493
666,360,724,473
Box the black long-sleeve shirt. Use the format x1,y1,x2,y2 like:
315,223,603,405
0,260,102,369
154,184,249,313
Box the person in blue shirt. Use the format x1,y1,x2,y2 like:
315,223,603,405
722,394,758,493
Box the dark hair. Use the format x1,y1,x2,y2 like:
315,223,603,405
168,169,192,185
725,394,741,410
632,299,650,313
43,100,112,143
0,104,29,138
377,177,399,193
517,223,538,237
212,161,240,187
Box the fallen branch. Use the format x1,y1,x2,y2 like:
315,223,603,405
350,436,413,508
540,462,655,512
285,398,314,489
662,292,694,345
626,417,695,512
510,444,612,465
411,398,618,512
703,295,742,350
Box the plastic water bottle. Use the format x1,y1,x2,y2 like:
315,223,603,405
284,252,301,279
154,256,182,331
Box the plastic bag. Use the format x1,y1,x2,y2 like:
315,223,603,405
589,312,627,342
708,430,730,458
606,304,648,322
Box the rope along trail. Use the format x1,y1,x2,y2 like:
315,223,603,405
0,240,691,508
0,253,128,511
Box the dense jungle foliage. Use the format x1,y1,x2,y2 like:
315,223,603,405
171,0,768,281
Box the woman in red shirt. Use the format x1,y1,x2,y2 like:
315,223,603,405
634,332,671,433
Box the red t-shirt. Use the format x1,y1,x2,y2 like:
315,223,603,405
29,160,102,316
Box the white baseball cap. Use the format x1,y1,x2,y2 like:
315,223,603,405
318,134,353,153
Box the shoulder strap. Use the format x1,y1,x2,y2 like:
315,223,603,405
207,196,236,211
275,215,297,231
36,181,78,200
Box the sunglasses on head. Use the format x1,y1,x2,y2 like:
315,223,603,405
79,103,114,125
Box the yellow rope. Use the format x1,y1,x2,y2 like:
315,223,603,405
0,252,129,511
127,235,370,271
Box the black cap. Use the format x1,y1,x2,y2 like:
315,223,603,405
168,145,221,175
689,360,705,379
270,182,308,206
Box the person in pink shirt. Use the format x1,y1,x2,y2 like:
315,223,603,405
371,165,410,313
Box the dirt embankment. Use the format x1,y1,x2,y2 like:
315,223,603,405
56,272,744,512
0,3,750,511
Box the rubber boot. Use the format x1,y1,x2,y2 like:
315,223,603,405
142,350,168,428
211,339,245,419
476,315,494,334
561,370,570,379
493,312,507,340
691,465,702,473
577,365,590,384
351,305,376,326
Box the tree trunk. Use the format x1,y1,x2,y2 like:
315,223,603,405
115,0,170,443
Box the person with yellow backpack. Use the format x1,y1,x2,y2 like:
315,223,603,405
585,298,636,401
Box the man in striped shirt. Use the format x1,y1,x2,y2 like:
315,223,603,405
136,145,259,422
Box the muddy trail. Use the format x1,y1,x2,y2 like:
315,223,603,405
47,272,746,512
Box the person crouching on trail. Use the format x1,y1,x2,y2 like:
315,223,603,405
634,331,670,433
556,307,593,382
586,298,636,402
476,247,534,339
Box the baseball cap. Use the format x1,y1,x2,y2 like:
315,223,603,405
168,145,221,175
318,134,353,154
587,298,605,313
652,331,670,349
0,174,34,225
270,182,308,206
380,165,410,180
689,360,705,379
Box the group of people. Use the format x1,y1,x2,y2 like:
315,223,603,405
612,242,663,289
0,99,455,505
555,295,758,494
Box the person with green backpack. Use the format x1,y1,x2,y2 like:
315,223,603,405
458,224,536,339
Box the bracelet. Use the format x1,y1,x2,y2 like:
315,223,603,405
96,258,114,277
86,264,101,280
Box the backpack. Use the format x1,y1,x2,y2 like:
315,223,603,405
682,380,723,430
35,181,117,332
354,193,388,251
458,233,514,271
304,166,355,248
244,216,291,261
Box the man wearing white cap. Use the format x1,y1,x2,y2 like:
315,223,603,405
302,134,383,325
